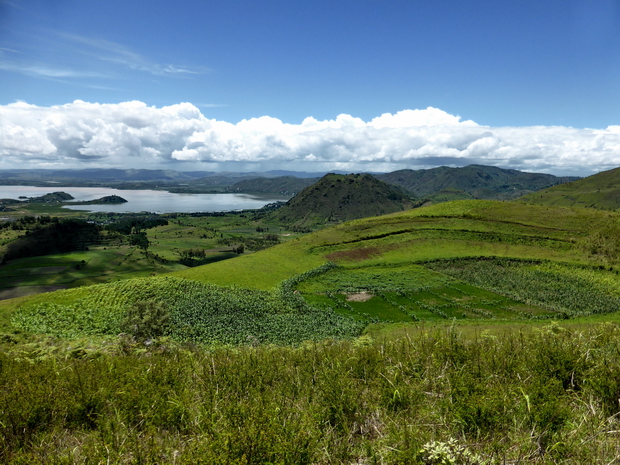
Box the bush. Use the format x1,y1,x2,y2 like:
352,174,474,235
120,300,170,341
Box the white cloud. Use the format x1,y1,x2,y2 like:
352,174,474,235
0,61,108,79
0,100,619,175
60,33,209,77
0,33,207,84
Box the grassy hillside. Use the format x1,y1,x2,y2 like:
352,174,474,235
176,200,615,287
272,173,415,227
377,164,578,201
3,324,620,464
519,166,620,209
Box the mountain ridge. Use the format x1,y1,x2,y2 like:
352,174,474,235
375,164,579,201
0,165,580,202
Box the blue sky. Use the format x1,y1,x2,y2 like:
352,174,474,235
1,0,619,175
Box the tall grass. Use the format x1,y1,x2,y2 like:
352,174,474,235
2,323,620,463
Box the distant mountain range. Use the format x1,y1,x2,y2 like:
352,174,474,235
0,168,336,183
0,165,579,203
0,168,211,182
228,176,318,195
375,165,579,201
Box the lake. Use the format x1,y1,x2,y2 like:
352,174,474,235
0,186,289,213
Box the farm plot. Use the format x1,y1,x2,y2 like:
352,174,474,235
294,263,562,323
12,276,364,344
426,258,620,317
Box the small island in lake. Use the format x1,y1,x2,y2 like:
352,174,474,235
0,191,128,205
29,192,75,202
68,195,128,205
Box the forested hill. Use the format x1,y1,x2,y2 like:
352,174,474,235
271,173,416,226
228,176,318,195
518,166,620,209
375,164,578,201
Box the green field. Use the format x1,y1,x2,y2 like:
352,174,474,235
294,263,560,323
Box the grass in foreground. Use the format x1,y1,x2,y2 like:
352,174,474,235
2,323,620,464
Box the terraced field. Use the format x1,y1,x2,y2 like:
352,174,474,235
293,259,620,324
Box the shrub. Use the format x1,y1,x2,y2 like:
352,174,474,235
120,300,170,341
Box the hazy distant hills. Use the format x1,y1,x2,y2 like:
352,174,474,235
0,165,579,202
0,168,332,192
272,173,415,226
228,176,318,195
0,168,211,182
375,165,579,201
0,168,332,183
518,166,620,210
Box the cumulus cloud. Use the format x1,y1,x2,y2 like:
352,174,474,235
0,100,619,175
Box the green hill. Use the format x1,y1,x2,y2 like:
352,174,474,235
519,166,620,209
176,199,617,289
376,164,578,201
271,173,415,226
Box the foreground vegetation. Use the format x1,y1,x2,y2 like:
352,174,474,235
2,323,620,464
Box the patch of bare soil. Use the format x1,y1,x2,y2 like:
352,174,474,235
326,243,401,263
327,247,383,262
347,292,373,302
0,285,68,301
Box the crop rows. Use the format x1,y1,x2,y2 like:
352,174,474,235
12,276,364,344
294,263,559,322
426,258,620,317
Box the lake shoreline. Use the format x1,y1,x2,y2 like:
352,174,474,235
0,186,289,214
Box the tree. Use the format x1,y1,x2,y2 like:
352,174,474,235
129,232,149,252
